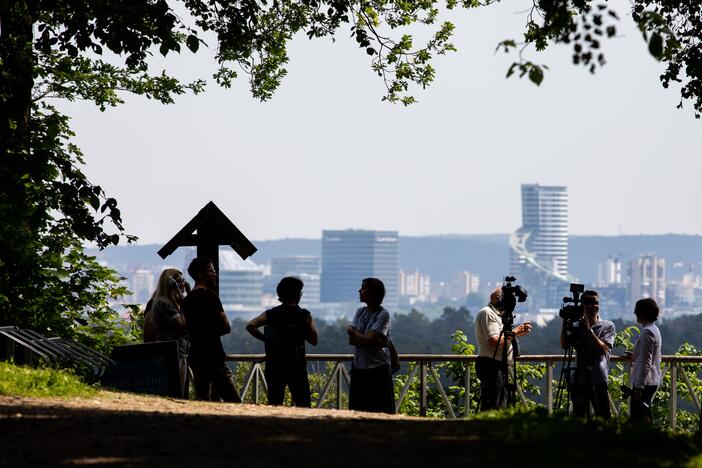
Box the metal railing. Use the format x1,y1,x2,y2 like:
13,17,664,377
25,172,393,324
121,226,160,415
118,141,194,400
226,353,702,429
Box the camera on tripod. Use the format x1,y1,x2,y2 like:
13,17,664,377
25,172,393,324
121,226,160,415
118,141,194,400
559,283,585,322
500,276,527,319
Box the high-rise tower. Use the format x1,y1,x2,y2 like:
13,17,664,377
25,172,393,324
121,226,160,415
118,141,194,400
510,184,570,311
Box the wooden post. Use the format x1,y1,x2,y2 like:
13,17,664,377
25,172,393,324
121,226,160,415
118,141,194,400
546,360,553,415
419,360,427,417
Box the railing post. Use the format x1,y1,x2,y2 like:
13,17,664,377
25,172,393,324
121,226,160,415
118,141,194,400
336,363,343,410
671,360,678,430
464,361,471,417
626,361,634,419
420,359,427,417
253,364,260,404
546,360,553,415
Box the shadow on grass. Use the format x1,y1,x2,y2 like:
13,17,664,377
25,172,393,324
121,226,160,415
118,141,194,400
0,403,700,467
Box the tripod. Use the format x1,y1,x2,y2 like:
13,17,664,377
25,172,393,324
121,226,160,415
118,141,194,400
492,310,520,408
554,332,576,412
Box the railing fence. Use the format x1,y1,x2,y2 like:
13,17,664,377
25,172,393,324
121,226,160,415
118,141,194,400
226,354,702,429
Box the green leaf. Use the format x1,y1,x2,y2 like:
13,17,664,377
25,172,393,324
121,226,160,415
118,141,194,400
648,33,663,60
186,35,199,53
528,66,544,86
506,63,517,78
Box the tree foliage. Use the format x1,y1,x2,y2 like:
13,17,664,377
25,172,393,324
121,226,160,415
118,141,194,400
1,0,700,348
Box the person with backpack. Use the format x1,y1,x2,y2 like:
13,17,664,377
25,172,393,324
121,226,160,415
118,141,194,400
246,276,318,407
347,277,396,414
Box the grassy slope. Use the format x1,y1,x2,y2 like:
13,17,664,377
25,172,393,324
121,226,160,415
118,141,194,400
0,362,96,398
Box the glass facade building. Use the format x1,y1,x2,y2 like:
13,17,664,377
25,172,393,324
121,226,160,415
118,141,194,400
268,256,321,306
321,230,399,310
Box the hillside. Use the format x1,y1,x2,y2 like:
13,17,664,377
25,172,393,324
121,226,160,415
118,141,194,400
89,234,702,283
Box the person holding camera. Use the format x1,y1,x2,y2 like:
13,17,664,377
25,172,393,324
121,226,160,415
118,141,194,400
475,287,532,411
246,276,318,407
628,298,662,424
560,290,615,419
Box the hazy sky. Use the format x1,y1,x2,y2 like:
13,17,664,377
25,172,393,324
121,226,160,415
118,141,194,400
60,0,701,244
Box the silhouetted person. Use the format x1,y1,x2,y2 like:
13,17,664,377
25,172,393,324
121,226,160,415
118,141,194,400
629,298,662,424
560,290,615,419
474,287,532,411
347,278,395,414
182,257,241,402
246,277,318,407
144,268,190,398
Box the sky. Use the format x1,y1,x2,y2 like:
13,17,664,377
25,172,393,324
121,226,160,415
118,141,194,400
59,0,701,244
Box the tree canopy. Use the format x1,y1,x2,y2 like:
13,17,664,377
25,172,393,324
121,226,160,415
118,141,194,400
0,0,700,347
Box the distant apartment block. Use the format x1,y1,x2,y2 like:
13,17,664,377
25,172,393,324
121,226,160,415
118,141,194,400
400,270,431,301
597,255,622,286
629,254,666,308
321,229,399,309
448,271,480,298
130,268,155,304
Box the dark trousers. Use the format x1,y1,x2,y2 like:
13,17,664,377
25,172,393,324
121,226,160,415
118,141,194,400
631,385,658,424
265,359,311,407
571,382,611,419
349,364,395,414
476,357,506,411
191,360,241,403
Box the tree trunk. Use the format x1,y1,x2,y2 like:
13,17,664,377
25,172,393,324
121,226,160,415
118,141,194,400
0,1,35,146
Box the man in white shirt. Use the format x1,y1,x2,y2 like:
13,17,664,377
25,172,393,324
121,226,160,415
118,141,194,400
474,288,532,411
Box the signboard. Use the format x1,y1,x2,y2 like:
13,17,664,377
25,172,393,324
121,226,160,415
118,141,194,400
100,341,181,397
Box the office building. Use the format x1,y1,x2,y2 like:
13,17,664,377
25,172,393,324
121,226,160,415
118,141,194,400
321,229,399,309
218,250,265,309
268,256,321,306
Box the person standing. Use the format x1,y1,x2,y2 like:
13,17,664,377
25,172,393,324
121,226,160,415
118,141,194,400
560,290,615,419
474,287,532,411
144,268,190,398
182,257,241,402
246,276,318,407
629,298,662,424
347,278,395,414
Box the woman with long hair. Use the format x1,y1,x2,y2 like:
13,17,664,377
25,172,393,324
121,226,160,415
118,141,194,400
145,268,190,397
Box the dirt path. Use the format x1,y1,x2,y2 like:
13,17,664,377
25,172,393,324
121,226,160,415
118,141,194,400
1,391,700,467
0,391,502,467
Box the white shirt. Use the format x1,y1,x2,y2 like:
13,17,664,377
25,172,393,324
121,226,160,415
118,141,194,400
474,304,512,362
631,322,662,388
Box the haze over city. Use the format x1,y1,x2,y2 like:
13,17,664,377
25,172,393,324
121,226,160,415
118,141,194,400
58,0,700,244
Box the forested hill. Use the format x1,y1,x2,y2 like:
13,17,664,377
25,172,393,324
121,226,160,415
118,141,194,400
222,308,702,356
92,234,702,283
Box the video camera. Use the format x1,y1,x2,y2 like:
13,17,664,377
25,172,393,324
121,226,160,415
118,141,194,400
559,283,585,321
500,276,528,321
